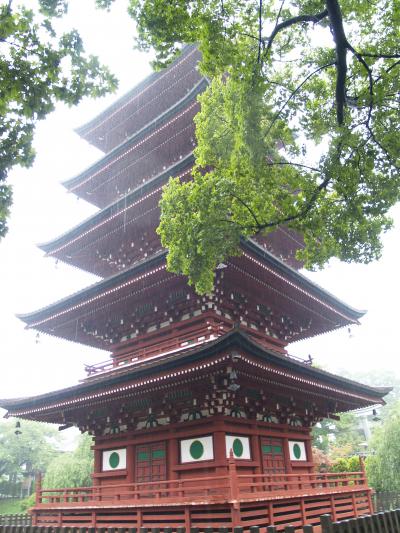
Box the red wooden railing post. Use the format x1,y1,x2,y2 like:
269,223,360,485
228,450,241,527
228,450,239,501
35,472,42,505
359,455,366,481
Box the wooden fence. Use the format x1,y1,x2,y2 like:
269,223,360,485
374,491,400,512
1,509,400,532
0,515,31,526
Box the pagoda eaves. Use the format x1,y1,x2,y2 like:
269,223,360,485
64,78,206,207
76,45,201,153
1,330,389,427
18,240,364,352
39,153,303,276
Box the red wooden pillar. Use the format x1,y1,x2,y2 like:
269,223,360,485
168,435,179,480
126,444,135,484
251,432,262,474
214,430,227,474
330,494,337,521
228,452,241,527
92,447,102,486
352,492,358,517
282,438,293,473
305,437,314,472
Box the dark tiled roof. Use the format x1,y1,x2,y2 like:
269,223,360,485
0,329,391,414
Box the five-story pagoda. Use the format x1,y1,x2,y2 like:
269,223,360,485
1,45,390,531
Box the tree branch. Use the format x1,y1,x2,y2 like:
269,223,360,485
360,52,400,59
263,8,329,59
326,0,348,125
266,62,335,135
254,173,332,232
347,43,374,127
257,0,263,63
230,192,263,230
266,161,322,173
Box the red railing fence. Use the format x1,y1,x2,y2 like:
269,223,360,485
36,470,368,506
2,509,400,531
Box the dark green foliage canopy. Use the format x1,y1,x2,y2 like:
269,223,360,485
126,0,400,293
0,0,117,238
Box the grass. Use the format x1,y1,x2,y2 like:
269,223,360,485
0,498,27,515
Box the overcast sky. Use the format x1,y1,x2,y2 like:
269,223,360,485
0,1,399,412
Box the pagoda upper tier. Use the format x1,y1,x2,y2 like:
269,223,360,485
19,239,364,358
65,67,205,208
40,154,304,276
22,45,363,365
76,45,202,154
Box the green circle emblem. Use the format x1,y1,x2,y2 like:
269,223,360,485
233,438,244,457
293,443,302,460
190,440,204,460
109,451,120,468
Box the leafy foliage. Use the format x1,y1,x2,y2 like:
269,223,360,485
0,419,60,482
312,412,365,458
121,0,400,293
0,497,32,514
43,433,93,489
0,0,117,238
366,401,400,492
330,455,361,473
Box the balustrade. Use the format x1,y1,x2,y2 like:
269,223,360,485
37,470,368,507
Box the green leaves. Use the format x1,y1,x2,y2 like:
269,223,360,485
367,402,400,491
43,433,93,489
140,0,400,292
0,1,118,239
0,419,60,479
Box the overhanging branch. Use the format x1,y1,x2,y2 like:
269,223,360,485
263,8,329,59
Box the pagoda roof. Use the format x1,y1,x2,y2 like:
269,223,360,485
18,240,364,347
76,45,201,153
38,153,303,277
39,153,194,261
17,249,167,329
0,329,390,421
63,77,207,207
242,239,365,324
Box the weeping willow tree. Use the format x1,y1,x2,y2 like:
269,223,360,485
367,402,400,491
43,433,93,489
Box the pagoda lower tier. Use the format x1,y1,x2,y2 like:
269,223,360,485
1,331,389,530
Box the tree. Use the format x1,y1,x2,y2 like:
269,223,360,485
118,0,399,293
43,433,93,489
330,455,360,473
0,419,60,496
0,0,117,238
366,401,400,491
312,412,365,459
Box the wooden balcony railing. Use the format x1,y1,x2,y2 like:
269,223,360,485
36,470,368,508
84,313,312,377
